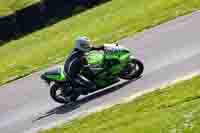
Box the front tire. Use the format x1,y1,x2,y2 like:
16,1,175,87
120,58,144,80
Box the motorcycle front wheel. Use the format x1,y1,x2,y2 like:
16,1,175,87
120,58,144,80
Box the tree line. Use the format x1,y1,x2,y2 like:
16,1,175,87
0,0,109,45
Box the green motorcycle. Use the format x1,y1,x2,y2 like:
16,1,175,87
41,44,144,104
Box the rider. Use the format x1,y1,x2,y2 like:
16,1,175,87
64,36,104,96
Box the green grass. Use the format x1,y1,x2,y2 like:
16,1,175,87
40,75,200,133
0,0,200,85
0,0,40,16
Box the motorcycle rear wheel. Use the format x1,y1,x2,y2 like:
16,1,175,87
50,84,79,104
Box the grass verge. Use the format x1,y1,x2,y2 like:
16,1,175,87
0,0,40,16
0,0,200,85
39,75,200,133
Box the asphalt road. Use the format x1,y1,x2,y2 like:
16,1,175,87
1,11,200,133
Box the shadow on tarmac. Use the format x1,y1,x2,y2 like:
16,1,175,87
33,77,141,122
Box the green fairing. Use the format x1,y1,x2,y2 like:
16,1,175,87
86,51,104,66
86,48,130,88
105,49,130,75
86,50,130,66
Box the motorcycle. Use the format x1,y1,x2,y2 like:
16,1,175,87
41,43,144,104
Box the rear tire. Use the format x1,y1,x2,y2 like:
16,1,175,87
50,84,79,104
50,84,67,104
120,58,144,80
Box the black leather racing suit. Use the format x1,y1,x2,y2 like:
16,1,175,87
64,46,104,92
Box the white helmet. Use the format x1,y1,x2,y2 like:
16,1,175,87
75,36,91,52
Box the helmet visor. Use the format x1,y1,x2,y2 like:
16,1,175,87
81,43,91,50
